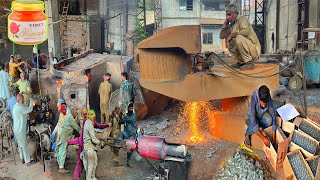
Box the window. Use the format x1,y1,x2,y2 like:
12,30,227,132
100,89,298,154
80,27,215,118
201,0,230,11
59,0,82,15
179,0,193,11
203,32,213,44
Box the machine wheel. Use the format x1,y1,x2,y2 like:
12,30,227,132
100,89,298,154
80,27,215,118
0,98,6,111
288,75,303,91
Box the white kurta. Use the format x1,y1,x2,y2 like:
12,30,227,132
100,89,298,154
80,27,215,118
12,99,34,163
0,70,12,100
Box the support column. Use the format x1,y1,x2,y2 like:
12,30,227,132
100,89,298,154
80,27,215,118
45,0,61,69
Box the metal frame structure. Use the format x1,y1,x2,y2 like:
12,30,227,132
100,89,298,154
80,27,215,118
243,0,251,19
137,0,146,31
154,0,162,33
296,0,309,49
254,0,266,53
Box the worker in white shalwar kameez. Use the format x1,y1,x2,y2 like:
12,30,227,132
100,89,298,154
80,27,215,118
12,94,35,166
0,63,12,100
81,110,102,180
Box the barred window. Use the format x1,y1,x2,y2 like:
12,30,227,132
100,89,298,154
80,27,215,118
203,32,213,44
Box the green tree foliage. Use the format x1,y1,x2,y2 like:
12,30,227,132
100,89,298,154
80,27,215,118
134,23,148,45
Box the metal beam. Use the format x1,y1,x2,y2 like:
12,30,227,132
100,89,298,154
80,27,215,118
254,0,266,53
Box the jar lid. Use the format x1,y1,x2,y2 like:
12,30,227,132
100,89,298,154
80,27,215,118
12,0,44,11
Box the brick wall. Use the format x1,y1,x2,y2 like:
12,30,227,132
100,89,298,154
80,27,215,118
60,15,88,53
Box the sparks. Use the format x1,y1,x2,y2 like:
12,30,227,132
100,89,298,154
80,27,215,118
180,101,216,144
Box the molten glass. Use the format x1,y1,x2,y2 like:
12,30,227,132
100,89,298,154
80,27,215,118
180,101,216,143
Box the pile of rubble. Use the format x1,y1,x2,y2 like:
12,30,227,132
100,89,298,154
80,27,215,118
138,116,171,135
216,148,272,180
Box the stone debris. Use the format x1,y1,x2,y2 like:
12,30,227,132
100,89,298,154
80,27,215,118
139,117,171,135
299,119,320,141
206,150,216,159
292,130,318,155
216,148,273,180
306,156,319,177
288,152,313,180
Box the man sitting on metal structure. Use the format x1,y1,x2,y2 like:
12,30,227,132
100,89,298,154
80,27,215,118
12,93,35,166
220,4,261,71
119,72,136,110
115,103,137,167
244,85,276,149
55,107,81,173
98,73,112,124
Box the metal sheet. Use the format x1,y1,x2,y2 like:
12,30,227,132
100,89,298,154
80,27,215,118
140,64,279,102
138,25,201,54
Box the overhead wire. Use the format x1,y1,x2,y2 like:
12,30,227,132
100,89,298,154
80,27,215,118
210,52,291,78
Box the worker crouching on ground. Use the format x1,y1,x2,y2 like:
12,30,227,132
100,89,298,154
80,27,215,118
68,109,111,180
98,73,112,124
115,103,137,167
245,85,276,148
12,94,35,166
81,110,108,180
220,4,261,71
55,107,81,173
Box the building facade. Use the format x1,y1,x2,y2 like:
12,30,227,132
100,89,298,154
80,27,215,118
161,0,230,52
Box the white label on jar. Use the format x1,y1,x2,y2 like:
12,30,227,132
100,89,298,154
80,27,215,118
8,20,47,44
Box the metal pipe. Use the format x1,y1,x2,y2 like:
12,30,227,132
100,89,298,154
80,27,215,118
36,44,41,95
126,135,187,160
301,32,307,116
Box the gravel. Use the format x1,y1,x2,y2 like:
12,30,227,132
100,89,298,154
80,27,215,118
216,148,273,180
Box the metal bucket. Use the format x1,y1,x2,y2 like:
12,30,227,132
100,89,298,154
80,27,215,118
44,152,58,172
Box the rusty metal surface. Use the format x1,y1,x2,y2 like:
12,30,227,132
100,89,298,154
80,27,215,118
138,25,201,54
139,64,279,102
139,48,191,82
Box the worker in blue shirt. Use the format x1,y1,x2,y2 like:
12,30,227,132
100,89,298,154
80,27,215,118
245,85,276,148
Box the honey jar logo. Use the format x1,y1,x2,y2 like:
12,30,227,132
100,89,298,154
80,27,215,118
8,0,48,45
9,22,20,38
8,20,47,45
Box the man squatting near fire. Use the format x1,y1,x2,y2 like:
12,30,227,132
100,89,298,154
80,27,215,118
244,85,277,149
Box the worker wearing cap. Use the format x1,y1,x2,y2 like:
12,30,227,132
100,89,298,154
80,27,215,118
51,98,70,138
98,73,112,124
56,107,81,173
12,72,32,106
0,63,12,100
81,110,104,180
244,85,277,148
115,103,137,167
102,105,124,165
68,109,110,180
12,94,35,166
119,72,136,111
220,4,261,71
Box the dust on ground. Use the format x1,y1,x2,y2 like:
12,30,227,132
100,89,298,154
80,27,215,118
1,102,285,180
